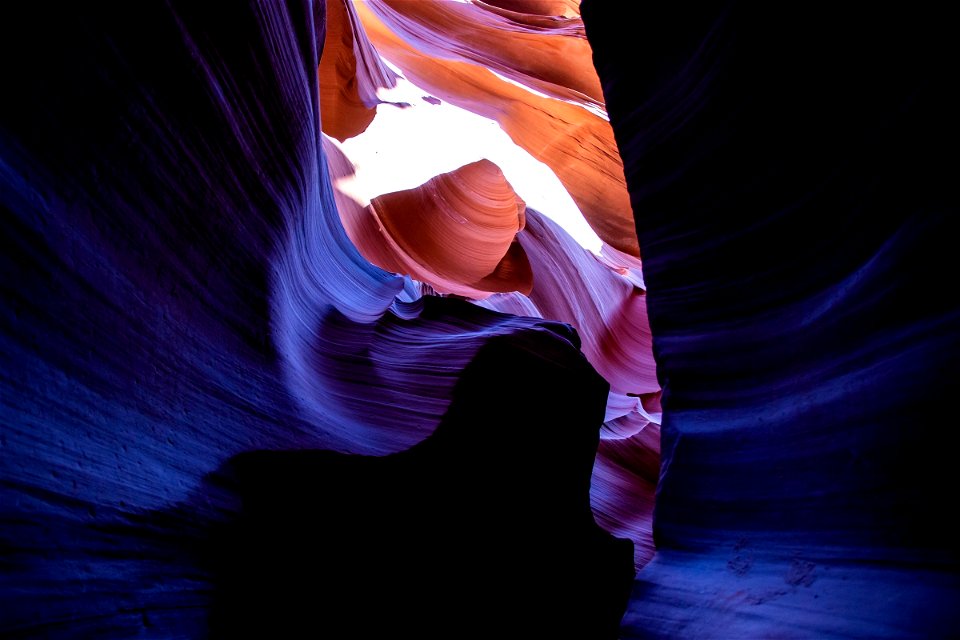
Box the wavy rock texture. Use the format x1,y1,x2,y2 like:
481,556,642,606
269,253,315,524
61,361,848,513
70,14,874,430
318,0,397,141
7,0,953,637
337,155,532,298
516,212,656,399
319,0,661,567
479,208,659,565
584,1,960,637
480,0,581,19
365,0,602,108
354,0,638,256
0,1,634,636
328,107,659,560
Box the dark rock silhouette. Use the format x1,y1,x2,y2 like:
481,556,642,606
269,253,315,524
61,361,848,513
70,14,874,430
210,333,633,638
0,1,631,636
583,2,960,636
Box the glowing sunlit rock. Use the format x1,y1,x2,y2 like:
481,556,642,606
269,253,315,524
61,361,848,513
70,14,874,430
319,0,397,141
354,0,639,256
333,153,532,298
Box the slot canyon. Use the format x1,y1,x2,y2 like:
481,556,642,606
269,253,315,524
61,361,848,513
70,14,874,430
1,2,957,637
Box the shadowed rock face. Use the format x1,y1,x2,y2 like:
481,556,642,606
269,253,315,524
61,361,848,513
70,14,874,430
479,209,661,565
0,0,633,637
4,0,956,637
313,0,663,570
583,1,960,637
212,333,633,638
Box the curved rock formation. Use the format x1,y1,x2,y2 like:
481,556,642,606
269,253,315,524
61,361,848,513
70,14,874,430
318,0,397,141
336,155,532,298
479,208,659,565
366,0,602,108
0,1,632,636
5,0,955,637
354,0,638,256
591,423,659,569
215,331,634,638
517,210,656,398
479,0,580,19
325,148,657,566
584,1,960,636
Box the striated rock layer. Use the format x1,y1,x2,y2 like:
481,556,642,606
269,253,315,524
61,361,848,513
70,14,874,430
337,154,532,298
318,0,397,141
584,2,960,637
480,208,660,565
0,1,633,636
354,0,639,256
321,5,662,568
7,0,954,636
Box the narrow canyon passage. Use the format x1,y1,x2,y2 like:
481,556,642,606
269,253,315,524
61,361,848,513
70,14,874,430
2,1,958,638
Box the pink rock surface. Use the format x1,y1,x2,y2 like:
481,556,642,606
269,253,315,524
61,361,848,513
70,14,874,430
480,210,659,565
479,0,581,19
318,0,658,570
517,211,657,397
332,150,533,298
354,0,639,256
319,0,397,141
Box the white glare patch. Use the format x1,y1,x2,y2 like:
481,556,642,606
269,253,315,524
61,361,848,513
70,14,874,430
335,71,604,253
